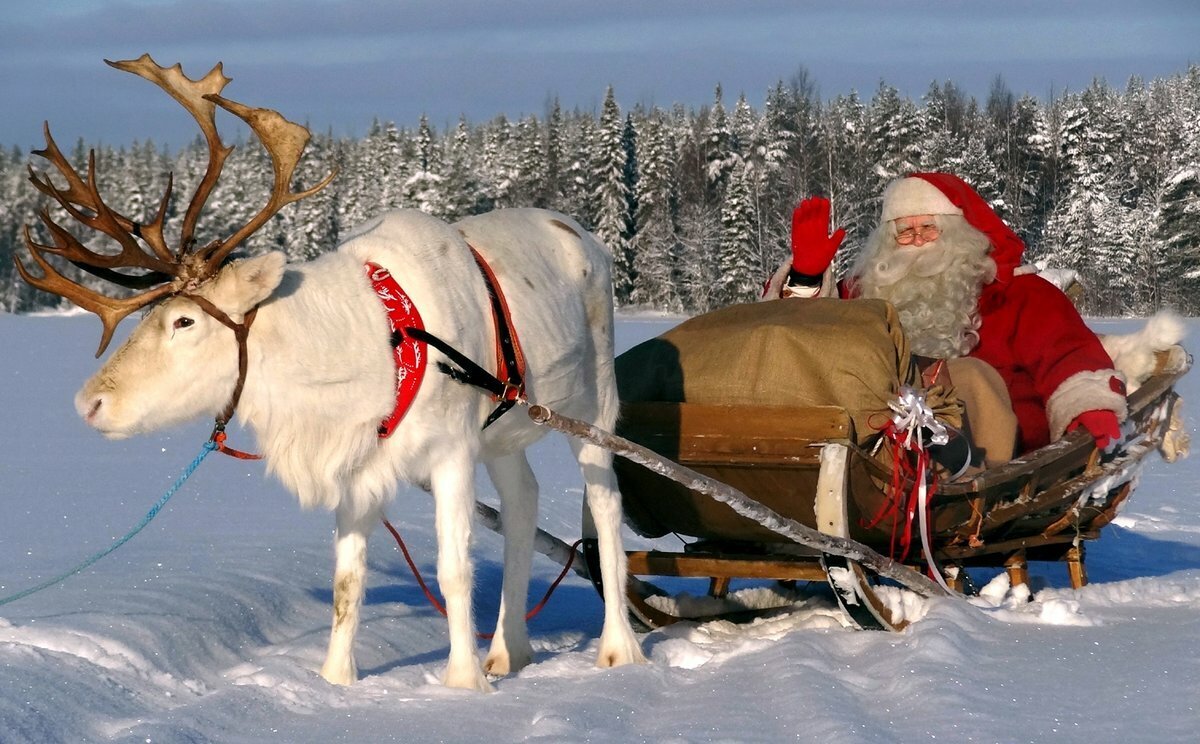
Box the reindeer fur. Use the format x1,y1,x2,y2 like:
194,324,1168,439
76,207,645,690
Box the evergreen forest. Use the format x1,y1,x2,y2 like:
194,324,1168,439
2,67,1199,317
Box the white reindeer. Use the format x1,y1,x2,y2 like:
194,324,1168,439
18,55,645,690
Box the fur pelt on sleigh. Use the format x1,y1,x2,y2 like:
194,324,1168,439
1101,310,1190,462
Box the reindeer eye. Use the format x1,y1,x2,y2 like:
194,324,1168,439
173,316,195,330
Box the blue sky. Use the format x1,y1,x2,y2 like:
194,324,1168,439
3,0,1197,149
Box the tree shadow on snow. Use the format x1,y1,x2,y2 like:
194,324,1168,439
1080,524,1200,583
306,556,605,633
960,525,1200,590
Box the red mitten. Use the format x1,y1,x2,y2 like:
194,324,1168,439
791,197,846,276
1068,409,1121,451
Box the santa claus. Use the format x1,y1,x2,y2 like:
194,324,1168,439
764,172,1125,456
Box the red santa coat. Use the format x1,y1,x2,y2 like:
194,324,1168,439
969,275,1123,452
770,173,1126,454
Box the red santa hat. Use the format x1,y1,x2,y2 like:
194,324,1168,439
882,172,1026,282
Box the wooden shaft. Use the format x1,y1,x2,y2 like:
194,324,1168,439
473,501,591,581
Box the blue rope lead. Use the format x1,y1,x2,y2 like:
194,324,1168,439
0,439,218,607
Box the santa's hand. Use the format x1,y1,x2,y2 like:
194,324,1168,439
1068,409,1122,451
791,197,846,276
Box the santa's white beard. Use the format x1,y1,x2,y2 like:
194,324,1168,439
854,217,997,358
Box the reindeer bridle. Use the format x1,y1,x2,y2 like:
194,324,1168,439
15,53,336,358
182,294,259,434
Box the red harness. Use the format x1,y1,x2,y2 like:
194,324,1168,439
365,249,526,437
365,262,428,438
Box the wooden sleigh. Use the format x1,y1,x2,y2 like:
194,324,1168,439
526,301,1192,632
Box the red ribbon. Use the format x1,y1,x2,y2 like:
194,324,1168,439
862,420,938,562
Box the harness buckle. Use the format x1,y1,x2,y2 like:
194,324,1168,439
500,381,526,404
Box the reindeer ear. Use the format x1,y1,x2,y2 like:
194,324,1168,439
209,251,286,314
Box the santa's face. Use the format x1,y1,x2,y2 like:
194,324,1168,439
854,213,996,358
892,215,941,247
859,215,963,288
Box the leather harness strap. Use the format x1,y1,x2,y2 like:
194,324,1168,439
194,244,525,455
466,244,527,425
403,244,528,430
183,293,257,434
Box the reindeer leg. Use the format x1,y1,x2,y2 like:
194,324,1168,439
482,453,538,676
320,502,378,685
431,450,493,692
569,438,647,668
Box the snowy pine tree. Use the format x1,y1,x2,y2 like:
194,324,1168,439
716,161,760,305
542,99,566,208
867,82,921,187
402,115,449,217
591,87,633,303
1047,80,1132,313
631,110,682,310
562,113,597,229
822,92,874,273
1156,168,1200,312
703,85,736,199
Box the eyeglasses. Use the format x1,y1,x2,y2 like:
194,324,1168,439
895,224,941,245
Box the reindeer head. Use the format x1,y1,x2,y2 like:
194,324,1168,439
17,55,334,437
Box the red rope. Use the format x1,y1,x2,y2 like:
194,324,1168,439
381,517,580,640
212,430,263,460
383,517,448,614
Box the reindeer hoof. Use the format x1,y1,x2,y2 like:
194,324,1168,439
596,630,647,669
320,659,357,686
444,663,495,693
484,646,533,677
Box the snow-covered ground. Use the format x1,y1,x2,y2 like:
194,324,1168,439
1,311,1197,743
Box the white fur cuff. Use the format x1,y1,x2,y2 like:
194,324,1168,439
761,260,836,301
1046,368,1128,441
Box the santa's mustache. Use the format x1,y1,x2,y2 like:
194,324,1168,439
867,242,957,286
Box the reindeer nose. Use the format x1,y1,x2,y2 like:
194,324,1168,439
76,392,106,425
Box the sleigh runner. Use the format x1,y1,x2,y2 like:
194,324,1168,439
529,299,1190,631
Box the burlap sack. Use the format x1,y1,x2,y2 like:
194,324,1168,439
617,298,931,443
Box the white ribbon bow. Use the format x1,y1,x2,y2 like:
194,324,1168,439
888,385,949,450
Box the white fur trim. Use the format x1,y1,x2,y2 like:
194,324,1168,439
1099,310,1186,393
761,260,836,301
1046,369,1128,442
881,177,964,222
761,260,792,300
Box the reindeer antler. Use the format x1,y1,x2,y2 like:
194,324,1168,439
16,53,336,356
200,95,337,270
